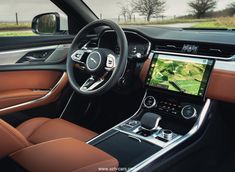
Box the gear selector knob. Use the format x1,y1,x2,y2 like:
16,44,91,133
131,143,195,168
141,113,162,131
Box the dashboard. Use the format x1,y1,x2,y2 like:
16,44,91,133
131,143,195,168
97,27,235,104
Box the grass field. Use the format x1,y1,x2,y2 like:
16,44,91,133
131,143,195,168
0,30,35,36
192,17,235,29
120,18,215,26
0,22,31,31
0,22,33,36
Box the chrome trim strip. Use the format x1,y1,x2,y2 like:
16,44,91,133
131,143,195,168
0,45,58,65
0,45,58,55
215,61,235,72
129,99,211,172
115,127,181,148
143,96,156,109
59,91,75,119
153,50,235,61
0,73,67,113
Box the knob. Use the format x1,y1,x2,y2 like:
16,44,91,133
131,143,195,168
143,96,156,109
162,129,173,141
181,105,197,119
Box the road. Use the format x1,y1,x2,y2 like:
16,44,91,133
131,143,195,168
153,23,197,28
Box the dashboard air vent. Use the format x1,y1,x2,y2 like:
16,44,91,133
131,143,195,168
155,40,235,59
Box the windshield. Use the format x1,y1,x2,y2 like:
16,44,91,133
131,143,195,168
84,0,235,29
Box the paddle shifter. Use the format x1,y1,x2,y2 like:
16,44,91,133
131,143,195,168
141,112,162,131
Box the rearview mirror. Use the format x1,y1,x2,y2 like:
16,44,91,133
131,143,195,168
32,12,68,35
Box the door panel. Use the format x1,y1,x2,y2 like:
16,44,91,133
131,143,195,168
0,71,68,116
0,89,48,109
0,36,73,52
0,44,70,65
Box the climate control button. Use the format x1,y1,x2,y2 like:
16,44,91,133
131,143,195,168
181,105,197,119
143,96,156,109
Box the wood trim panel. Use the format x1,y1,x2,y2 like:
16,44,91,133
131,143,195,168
139,58,151,82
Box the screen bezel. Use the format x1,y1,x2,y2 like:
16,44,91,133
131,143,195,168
145,52,215,99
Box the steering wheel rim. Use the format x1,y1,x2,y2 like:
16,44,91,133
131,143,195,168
66,19,128,96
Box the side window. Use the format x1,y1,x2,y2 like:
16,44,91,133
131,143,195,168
0,0,68,37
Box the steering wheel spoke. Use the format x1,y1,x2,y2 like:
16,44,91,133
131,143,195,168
80,75,105,91
105,54,116,71
71,49,92,65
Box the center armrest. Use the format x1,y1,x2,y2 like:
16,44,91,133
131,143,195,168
10,138,119,172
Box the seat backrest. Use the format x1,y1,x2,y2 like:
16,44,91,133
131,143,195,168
0,119,29,159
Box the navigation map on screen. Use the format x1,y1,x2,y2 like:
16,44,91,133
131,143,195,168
146,54,214,97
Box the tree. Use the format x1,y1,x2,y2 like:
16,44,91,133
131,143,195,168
188,0,217,19
227,2,235,16
132,0,166,22
119,2,135,22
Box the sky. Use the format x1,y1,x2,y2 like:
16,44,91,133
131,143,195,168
84,0,233,18
0,0,233,22
0,0,64,22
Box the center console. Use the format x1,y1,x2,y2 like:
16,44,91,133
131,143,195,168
88,51,215,171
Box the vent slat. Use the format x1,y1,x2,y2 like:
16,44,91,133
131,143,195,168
155,41,235,58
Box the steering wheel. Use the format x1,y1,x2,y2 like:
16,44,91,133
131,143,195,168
66,19,128,96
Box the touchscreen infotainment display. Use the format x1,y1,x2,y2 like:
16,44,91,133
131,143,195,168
146,53,214,97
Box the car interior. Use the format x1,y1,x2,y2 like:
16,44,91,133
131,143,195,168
0,0,235,171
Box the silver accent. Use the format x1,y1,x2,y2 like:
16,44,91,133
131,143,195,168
86,51,102,71
0,45,58,65
181,105,197,119
105,54,116,71
45,44,70,63
71,50,84,62
153,50,235,61
129,99,211,172
215,60,235,72
143,96,156,109
59,91,75,119
71,49,92,64
162,129,173,141
117,126,180,148
80,76,105,92
0,73,67,113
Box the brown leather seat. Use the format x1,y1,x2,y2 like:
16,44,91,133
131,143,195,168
16,117,98,144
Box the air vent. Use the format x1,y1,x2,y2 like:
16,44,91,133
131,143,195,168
197,44,235,58
155,41,184,53
155,40,235,59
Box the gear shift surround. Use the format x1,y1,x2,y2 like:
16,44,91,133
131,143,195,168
141,113,162,131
